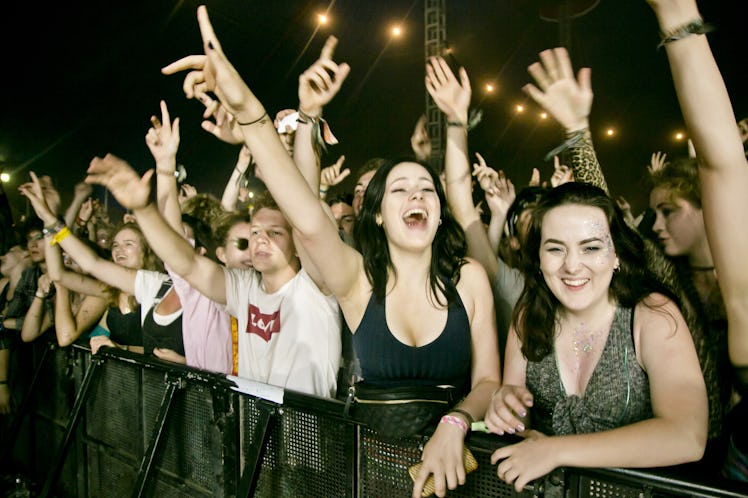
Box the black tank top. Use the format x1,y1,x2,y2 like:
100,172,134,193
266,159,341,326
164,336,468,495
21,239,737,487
141,281,184,355
106,305,142,347
352,293,471,393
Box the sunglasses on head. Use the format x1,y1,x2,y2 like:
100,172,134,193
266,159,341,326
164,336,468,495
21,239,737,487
232,238,250,250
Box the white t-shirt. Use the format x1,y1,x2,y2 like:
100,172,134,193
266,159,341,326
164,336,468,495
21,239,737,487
223,267,341,398
134,270,181,325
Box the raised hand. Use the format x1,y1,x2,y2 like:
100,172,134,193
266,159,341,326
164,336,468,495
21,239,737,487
199,96,244,144
485,170,516,222
523,47,592,132
38,175,62,216
648,150,668,174
320,155,350,191
472,153,499,195
549,155,573,187
18,172,59,226
73,181,93,200
425,56,471,123
528,168,541,187
484,385,533,436
410,114,432,162
298,36,350,118
145,100,181,166
85,154,153,211
161,6,263,125
78,198,93,223
179,184,198,205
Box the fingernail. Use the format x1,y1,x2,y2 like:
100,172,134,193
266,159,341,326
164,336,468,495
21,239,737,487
516,424,525,432
507,428,515,434
519,410,527,417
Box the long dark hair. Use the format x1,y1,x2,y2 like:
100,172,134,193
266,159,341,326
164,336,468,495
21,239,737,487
514,182,679,361
352,158,467,307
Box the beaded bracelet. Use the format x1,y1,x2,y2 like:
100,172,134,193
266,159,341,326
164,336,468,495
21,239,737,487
440,414,469,435
658,18,714,49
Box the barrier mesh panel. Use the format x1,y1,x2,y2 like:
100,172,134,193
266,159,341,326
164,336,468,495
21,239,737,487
578,475,648,497
358,427,525,497
242,398,355,497
86,445,137,497
85,360,142,457
143,370,225,497
32,346,76,423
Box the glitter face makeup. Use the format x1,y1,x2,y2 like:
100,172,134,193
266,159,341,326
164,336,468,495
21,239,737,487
540,204,619,316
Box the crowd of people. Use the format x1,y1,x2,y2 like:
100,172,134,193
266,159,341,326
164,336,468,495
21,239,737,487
1,0,747,496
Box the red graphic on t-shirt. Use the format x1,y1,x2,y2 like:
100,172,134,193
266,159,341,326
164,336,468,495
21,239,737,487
246,304,281,342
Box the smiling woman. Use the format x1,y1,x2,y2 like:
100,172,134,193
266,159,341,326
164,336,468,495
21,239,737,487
485,182,708,491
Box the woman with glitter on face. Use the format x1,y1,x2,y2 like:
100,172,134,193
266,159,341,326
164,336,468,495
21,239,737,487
485,182,708,492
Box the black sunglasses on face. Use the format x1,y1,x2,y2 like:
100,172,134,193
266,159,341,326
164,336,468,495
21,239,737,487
232,238,250,250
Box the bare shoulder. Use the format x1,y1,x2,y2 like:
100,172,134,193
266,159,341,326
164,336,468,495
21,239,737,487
634,292,686,338
458,257,490,285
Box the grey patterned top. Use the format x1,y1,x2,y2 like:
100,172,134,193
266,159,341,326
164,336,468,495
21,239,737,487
526,306,652,436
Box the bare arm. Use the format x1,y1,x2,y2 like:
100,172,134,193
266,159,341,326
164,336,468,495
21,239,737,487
146,100,183,233
19,173,138,296
84,156,228,305
161,7,362,302
413,260,501,498
63,182,92,226
20,275,54,342
53,286,108,347
491,296,707,492
221,144,251,211
649,0,748,366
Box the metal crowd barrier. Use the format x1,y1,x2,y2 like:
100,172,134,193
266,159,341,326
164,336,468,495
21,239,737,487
3,341,748,498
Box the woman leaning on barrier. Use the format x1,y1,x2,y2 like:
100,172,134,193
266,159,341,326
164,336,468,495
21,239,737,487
485,182,708,492
147,8,501,498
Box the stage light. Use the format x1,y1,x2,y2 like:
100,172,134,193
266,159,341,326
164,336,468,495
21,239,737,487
391,25,402,37
540,112,548,120
515,104,524,113
0,173,8,183
317,14,328,25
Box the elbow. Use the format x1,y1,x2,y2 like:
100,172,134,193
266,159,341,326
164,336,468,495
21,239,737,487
57,337,74,348
55,329,77,348
675,419,708,464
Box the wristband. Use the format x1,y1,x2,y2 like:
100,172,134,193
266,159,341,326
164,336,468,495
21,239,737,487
50,226,71,246
440,414,469,435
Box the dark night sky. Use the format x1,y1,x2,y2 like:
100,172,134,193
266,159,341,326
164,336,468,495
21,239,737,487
1,1,746,222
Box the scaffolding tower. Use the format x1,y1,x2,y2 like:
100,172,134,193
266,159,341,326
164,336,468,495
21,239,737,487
424,0,446,170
